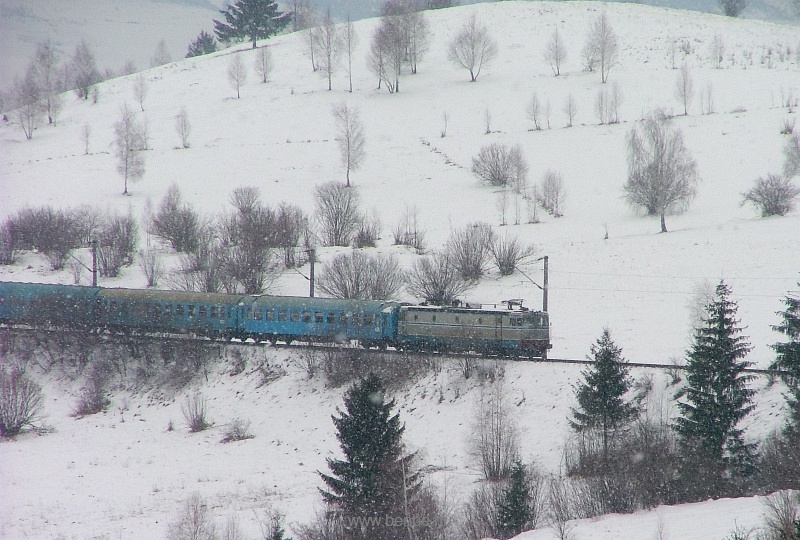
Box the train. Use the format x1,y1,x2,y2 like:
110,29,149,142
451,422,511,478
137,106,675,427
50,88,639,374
0,281,551,358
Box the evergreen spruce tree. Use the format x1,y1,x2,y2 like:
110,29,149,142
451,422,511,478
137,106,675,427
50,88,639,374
771,284,800,433
186,31,218,58
320,373,421,540
213,0,291,49
496,459,532,539
570,328,638,461
674,281,757,499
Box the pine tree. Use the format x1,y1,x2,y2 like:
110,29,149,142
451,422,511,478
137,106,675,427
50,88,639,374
674,281,756,499
213,0,291,49
496,459,532,539
186,30,218,58
320,373,421,540
771,284,800,433
570,328,638,461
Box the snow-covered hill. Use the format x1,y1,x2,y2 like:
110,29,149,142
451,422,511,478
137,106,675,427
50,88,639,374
1,1,799,538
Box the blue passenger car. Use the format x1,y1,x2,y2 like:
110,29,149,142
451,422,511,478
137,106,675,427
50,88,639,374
242,296,400,346
0,281,100,329
96,288,248,337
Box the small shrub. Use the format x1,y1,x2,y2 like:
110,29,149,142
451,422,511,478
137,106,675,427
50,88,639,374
9,206,85,270
151,184,201,253
181,393,211,432
0,366,44,437
406,251,475,305
490,232,536,276
741,174,800,217
353,211,381,248
139,246,164,287
317,251,404,301
96,212,139,277
782,117,796,135
760,490,799,540
446,222,495,281
221,418,254,443
392,206,427,253
0,220,16,265
167,493,216,540
73,363,111,417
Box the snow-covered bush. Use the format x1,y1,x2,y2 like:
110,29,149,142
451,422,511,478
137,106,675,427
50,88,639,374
0,366,44,437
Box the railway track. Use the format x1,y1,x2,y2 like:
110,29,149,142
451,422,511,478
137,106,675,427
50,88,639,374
0,325,782,377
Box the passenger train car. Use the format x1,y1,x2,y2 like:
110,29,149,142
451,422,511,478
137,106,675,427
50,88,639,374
0,281,551,358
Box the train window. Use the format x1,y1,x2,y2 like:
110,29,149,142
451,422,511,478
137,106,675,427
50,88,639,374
154,304,163,317
278,310,287,322
176,304,185,316
266,310,274,321
302,311,311,323
199,305,207,317
327,312,335,324
364,314,373,326
413,314,419,321
165,304,172,315
478,317,483,324
110,300,117,313
211,306,218,319
352,314,360,326
0,295,5,305
339,313,348,324
253,308,263,320
291,311,300,322
432,315,437,322
188,305,196,317
315,312,324,323
455,316,460,323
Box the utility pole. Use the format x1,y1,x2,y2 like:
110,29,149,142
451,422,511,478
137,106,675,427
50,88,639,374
308,247,315,297
91,239,98,287
543,255,548,312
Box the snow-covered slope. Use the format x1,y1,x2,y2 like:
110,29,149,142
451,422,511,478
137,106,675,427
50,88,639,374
1,1,799,538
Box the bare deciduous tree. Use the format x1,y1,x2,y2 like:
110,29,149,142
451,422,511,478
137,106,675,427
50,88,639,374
315,181,361,246
527,91,543,130
491,232,536,276
34,40,62,125
446,222,495,281
332,102,366,187
406,9,430,75
151,184,201,253
81,124,91,155
710,34,725,69
227,54,247,98
472,143,527,188
741,174,800,216
784,133,800,177
675,62,694,116
584,12,618,83
539,170,566,217
71,39,100,100
254,45,273,83
468,382,520,481
342,16,358,92
564,94,577,127
624,112,699,232
405,251,475,305
132,73,148,111
447,13,498,82
12,66,42,140
150,38,172,67
114,104,146,195
370,14,405,93
318,251,404,300
175,107,191,149
313,10,340,91
392,205,427,252
544,28,567,76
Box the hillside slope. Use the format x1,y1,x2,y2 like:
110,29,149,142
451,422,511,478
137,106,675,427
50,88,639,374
1,2,800,538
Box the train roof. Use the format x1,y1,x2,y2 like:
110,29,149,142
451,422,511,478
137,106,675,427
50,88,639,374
98,288,250,305
400,304,546,315
0,281,101,296
250,295,400,313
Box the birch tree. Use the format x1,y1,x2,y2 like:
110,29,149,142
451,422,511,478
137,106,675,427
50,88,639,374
333,102,366,187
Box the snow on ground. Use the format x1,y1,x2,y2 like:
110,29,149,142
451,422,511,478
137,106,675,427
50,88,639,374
1,1,800,538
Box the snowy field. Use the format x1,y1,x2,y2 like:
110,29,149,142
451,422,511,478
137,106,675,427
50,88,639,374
1,1,800,538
